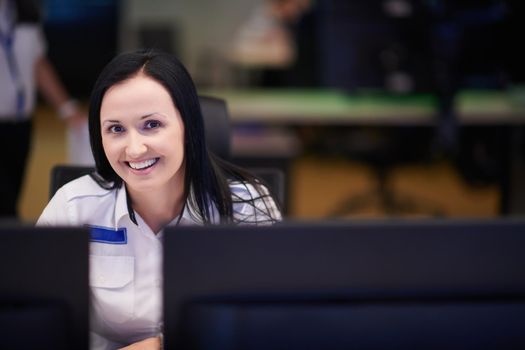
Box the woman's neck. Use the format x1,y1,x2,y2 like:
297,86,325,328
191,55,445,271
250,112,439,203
127,176,185,234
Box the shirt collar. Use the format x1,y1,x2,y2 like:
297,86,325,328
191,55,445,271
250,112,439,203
115,184,206,228
115,184,135,227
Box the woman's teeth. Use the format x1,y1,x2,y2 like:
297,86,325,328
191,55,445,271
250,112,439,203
128,158,158,170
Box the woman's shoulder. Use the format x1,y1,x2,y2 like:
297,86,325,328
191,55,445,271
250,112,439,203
228,180,282,224
229,180,269,199
37,175,117,226
57,174,114,201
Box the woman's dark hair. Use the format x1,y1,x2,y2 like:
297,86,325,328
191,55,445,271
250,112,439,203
89,49,279,224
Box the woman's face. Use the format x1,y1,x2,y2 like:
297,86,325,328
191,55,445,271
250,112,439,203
100,73,185,193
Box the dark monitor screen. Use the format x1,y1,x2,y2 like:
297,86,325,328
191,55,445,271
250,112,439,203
164,219,525,350
0,225,90,350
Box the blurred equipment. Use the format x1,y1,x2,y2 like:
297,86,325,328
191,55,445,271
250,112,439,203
137,22,177,54
311,0,513,215
43,0,118,97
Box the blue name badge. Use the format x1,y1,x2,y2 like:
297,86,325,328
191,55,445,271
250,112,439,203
88,225,127,244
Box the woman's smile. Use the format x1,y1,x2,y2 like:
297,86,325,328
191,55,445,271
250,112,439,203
127,157,159,170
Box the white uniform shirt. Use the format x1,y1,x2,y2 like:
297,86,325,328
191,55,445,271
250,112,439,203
0,17,46,119
37,175,281,349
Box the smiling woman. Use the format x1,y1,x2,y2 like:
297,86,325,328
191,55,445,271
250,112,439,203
36,49,281,350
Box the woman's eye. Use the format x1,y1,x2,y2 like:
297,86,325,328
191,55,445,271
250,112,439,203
145,120,162,129
108,125,124,133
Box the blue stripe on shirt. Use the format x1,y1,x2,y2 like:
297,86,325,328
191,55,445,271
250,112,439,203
88,225,127,244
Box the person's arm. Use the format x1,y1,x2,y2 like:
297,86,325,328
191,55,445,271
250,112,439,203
118,336,162,350
34,56,86,127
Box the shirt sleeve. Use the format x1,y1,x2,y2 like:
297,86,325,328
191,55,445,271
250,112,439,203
36,188,73,226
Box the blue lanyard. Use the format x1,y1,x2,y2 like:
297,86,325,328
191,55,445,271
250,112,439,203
0,11,25,116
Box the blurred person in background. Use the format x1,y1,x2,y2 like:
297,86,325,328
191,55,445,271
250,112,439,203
230,0,312,86
0,0,86,219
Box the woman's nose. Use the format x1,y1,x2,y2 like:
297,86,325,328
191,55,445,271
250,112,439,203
125,132,147,158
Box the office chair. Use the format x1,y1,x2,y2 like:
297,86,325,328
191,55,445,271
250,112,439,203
50,97,286,211
200,96,231,161
322,127,444,217
199,96,286,209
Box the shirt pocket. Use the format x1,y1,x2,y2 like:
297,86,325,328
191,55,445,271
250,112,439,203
90,255,135,324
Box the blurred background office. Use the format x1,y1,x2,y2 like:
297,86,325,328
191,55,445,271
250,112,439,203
18,0,525,221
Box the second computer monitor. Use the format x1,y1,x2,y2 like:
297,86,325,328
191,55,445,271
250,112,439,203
164,220,525,350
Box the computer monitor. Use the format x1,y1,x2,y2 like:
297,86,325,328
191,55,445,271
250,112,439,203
0,225,90,350
164,219,525,350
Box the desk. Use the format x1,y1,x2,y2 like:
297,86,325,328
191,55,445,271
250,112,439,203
202,88,525,126
202,88,525,215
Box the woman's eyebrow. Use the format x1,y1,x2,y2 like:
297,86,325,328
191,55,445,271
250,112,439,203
101,119,120,125
101,113,168,125
141,112,168,120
